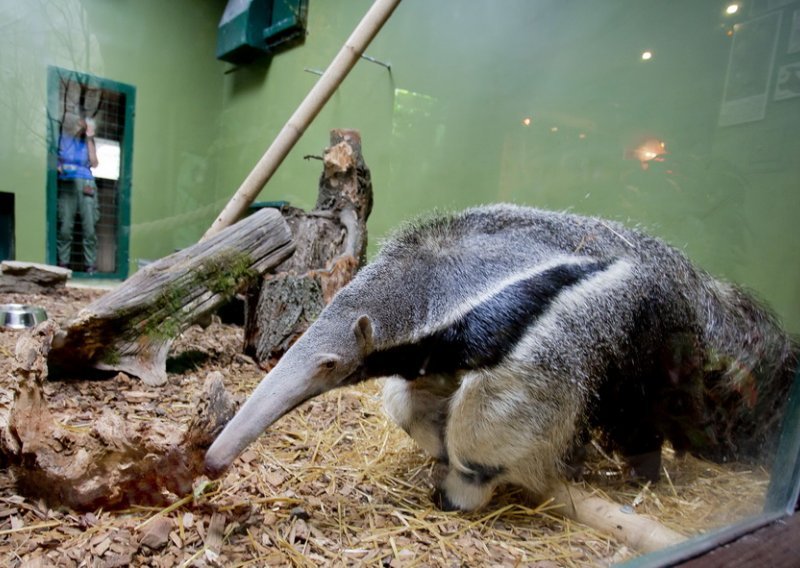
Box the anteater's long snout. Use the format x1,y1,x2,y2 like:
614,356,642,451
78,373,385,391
204,362,319,478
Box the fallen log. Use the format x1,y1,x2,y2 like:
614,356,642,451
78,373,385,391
47,208,294,386
1,321,236,510
244,129,373,364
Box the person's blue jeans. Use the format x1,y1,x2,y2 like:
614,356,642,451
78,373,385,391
57,177,99,269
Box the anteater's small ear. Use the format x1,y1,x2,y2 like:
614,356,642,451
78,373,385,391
353,315,374,353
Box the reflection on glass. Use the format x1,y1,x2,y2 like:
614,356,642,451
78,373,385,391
719,12,781,126
625,136,667,170
92,138,120,181
50,70,128,275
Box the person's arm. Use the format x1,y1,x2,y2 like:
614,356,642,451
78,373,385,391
85,119,99,169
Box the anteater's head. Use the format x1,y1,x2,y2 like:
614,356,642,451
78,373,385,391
204,312,374,478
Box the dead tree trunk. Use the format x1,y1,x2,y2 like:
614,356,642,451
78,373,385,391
47,208,294,386
244,129,373,365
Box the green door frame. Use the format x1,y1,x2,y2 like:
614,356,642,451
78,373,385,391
45,66,135,280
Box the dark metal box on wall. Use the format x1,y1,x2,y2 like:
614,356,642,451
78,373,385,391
217,0,308,64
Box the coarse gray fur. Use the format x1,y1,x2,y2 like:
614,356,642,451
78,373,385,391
205,204,798,511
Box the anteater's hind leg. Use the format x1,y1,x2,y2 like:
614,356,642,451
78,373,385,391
382,375,456,462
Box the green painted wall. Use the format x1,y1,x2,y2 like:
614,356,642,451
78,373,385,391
1,0,798,333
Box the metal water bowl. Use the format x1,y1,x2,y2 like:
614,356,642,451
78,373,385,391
0,304,48,330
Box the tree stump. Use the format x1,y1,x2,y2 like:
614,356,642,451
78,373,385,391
47,208,295,385
244,129,373,365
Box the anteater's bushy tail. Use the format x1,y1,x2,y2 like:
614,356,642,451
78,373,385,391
692,277,798,463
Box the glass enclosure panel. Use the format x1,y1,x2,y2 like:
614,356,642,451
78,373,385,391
0,0,797,565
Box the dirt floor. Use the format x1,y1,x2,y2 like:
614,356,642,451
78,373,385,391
0,286,771,567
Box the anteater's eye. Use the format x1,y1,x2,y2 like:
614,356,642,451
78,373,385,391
317,354,342,372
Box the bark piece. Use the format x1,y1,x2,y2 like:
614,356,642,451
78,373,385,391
0,261,71,294
204,512,226,564
47,208,295,385
244,129,373,364
139,517,174,550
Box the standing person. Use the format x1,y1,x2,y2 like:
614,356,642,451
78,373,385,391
57,113,100,273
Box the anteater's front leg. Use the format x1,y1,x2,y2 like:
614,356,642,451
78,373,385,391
382,375,455,462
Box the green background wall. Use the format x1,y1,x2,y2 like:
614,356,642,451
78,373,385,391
1,0,798,332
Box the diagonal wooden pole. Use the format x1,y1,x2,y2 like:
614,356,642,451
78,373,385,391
203,0,402,240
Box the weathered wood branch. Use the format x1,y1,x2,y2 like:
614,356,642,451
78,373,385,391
47,208,295,385
0,322,236,510
244,129,373,364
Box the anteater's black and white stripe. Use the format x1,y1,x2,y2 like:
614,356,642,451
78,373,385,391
206,204,798,511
